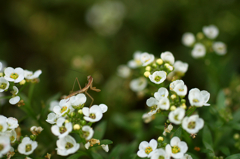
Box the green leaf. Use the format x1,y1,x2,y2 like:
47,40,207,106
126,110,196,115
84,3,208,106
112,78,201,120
229,123,240,130
173,126,182,138
100,139,113,145
216,90,226,109
232,109,240,122
225,153,240,159
202,126,214,157
91,152,104,159
109,144,123,159
155,125,165,130
186,106,196,116
67,151,89,159
220,146,231,156
93,120,107,139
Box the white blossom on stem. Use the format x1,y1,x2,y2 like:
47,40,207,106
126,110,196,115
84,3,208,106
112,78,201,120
140,52,155,66
161,51,175,65
165,137,188,158
182,115,204,134
203,25,219,39
56,135,80,156
137,139,158,158
4,67,24,83
191,43,206,58
182,33,195,47
18,137,38,155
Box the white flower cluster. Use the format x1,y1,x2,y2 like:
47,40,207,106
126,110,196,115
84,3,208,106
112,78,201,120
46,93,108,156
0,61,42,106
119,51,188,93
182,25,227,58
137,137,191,159
0,115,19,157
86,1,125,36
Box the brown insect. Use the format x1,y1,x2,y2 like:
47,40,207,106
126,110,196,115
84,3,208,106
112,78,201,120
65,75,101,106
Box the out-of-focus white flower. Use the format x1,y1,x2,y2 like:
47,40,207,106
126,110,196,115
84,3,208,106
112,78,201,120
6,117,19,129
146,97,158,107
56,135,80,156
142,113,154,123
0,61,7,72
128,51,143,68
165,137,188,158
161,52,175,65
82,126,94,140
151,148,171,159
86,1,125,36
173,61,189,75
149,71,166,84
203,25,219,39
0,77,9,92
154,87,169,100
18,137,38,155
158,97,170,110
51,117,72,138
82,105,106,122
70,94,87,108
5,130,17,143
170,80,187,97
179,154,193,159
182,115,204,134
163,124,173,136
0,135,11,158
188,88,210,107
212,42,227,55
0,62,2,71
130,77,147,92
0,115,8,133
12,86,18,95
141,53,155,66
30,126,43,135
117,65,131,78
49,100,59,111
137,139,158,158
24,70,42,80
101,144,109,152
4,67,24,83
168,107,185,125
46,112,58,124
85,142,90,149
9,96,20,105
182,33,195,46
191,43,206,58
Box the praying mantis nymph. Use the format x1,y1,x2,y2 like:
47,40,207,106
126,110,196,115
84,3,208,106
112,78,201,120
65,75,101,106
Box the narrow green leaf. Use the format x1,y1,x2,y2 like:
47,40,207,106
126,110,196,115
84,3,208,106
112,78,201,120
155,125,165,130
173,126,182,138
100,139,113,145
93,121,107,139
216,90,226,109
109,144,123,159
225,153,240,159
202,126,214,157
186,106,196,116
67,151,89,159
91,152,104,159
220,147,231,156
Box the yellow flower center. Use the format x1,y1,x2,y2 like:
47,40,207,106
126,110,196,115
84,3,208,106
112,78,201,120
193,99,199,103
10,73,19,79
89,113,96,119
188,121,196,129
178,88,184,92
154,76,162,82
0,144,4,151
145,146,152,154
0,83,7,89
65,142,73,149
172,146,180,154
59,126,67,134
60,106,67,113
158,156,165,159
83,131,90,138
10,136,15,142
0,125,3,132
174,115,179,121
25,144,32,152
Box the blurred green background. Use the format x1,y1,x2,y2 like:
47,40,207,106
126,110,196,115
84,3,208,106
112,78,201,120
1,0,240,158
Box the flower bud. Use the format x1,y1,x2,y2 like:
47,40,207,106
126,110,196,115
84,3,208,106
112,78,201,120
80,120,86,125
78,109,83,114
156,58,163,65
234,133,240,140
145,66,151,71
73,124,81,130
144,71,150,78
20,80,26,85
158,136,164,142
170,106,176,111
170,94,176,100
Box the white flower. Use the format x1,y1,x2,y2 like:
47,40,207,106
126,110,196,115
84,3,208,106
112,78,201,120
154,87,169,100
149,71,166,84
169,107,185,125
191,43,206,58
140,52,155,66
170,80,187,97
18,137,38,155
53,99,71,116
188,88,210,107
0,135,11,158
0,115,8,133
163,124,173,136
4,67,24,83
5,130,17,143
213,42,227,55
130,77,147,92
56,135,80,156
12,86,19,95
85,142,90,149
9,96,20,105
117,65,131,78
170,80,183,90
46,112,58,124
161,52,175,65
101,144,109,152
142,113,153,123
178,154,193,159
173,61,189,75
137,139,158,158
49,100,59,111
82,126,94,140
146,97,158,107
0,77,9,92
0,62,2,71
71,93,87,108
82,104,107,122
0,61,7,72
158,97,170,110
128,51,143,68
165,137,188,158
6,117,19,129
182,115,204,134
30,126,43,135
51,117,72,138
203,25,219,39
182,33,195,46
24,70,42,80
151,148,171,159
